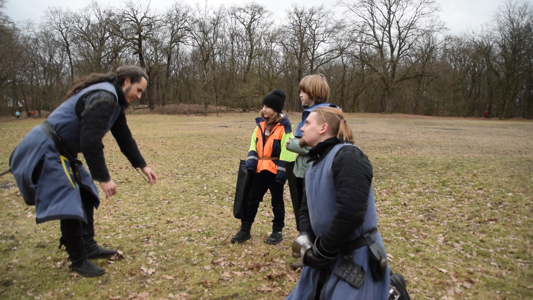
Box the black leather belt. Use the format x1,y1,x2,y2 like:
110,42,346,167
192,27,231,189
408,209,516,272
40,120,81,183
341,227,378,255
41,121,74,160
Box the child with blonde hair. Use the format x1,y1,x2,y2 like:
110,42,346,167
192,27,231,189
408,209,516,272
286,74,337,268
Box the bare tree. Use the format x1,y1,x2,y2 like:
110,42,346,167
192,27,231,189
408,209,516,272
117,0,161,109
160,2,191,106
279,5,310,107
30,27,70,112
256,29,285,95
45,8,76,84
70,2,124,74
2,0,533,119
339,0,444,112
229,3,272,111
304,6,344,73
410,31,441,114
0,3,22,95
489,0,533,118
189,3,225,110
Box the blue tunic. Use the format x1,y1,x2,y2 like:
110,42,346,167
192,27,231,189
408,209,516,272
294,103,333,138
286,143,390,300
9,82,121,224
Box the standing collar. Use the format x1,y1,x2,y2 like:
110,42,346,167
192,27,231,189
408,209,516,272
308,137,342,164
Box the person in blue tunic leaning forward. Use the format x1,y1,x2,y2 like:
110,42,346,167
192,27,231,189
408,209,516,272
9,66,158,277
287,106,391,300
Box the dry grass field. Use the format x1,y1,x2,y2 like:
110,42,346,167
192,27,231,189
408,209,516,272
0,112,532,300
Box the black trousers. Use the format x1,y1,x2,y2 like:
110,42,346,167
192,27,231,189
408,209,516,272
243,171,285,232
60,188,96,260
294,177,305,229
32,156,97,261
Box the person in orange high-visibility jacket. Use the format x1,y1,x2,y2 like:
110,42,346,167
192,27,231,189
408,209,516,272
231,90,297,245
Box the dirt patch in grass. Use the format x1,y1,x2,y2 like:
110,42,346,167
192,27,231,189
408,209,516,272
0,113,531,299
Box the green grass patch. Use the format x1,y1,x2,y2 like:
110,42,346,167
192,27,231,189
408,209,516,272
0,113,532,299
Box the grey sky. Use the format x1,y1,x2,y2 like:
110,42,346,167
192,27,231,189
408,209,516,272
4,0,506,35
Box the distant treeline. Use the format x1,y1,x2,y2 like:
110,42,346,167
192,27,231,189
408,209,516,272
0,0,532,118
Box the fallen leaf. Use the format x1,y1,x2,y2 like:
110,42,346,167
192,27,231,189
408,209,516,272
140,266,155,276
257,285,273,292
109,250,125,261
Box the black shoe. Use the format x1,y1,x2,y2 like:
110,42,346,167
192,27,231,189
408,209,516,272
390,272,411,300
86,246,118,260
265,231,283,245
231,230,251,243
70,259,105,277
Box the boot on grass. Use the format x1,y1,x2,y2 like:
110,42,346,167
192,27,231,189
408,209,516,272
70,259,105,277
265,231,283,245
231,221,252,243
84,226,118,260
61,237,105,277
85,238,118,259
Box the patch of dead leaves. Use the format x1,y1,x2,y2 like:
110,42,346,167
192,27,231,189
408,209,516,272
140,266,155,276
257,285,273,292
127,292,149,300
109,250,125,261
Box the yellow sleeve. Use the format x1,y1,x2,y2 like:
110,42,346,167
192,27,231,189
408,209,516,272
249,127,258,153
280,131,297,162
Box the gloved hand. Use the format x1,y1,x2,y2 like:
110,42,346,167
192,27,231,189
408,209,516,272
303,236,338,271
292,232,314,258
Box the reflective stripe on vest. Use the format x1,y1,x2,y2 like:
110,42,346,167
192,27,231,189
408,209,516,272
255,121,284,174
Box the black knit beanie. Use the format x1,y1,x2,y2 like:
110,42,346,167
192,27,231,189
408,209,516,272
262,89,286,113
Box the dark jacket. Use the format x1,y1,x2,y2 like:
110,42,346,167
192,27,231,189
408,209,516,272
299,137,372,252
75,84,146,181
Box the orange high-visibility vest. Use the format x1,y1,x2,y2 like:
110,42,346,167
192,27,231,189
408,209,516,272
255,121,285,174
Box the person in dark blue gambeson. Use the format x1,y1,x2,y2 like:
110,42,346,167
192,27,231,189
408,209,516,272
287,106,390,300
9,66,157,277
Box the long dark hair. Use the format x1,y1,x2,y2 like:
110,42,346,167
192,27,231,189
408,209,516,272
65,65,148,99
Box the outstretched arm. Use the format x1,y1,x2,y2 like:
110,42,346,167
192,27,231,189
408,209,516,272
111,110,157,186
110,109,147,168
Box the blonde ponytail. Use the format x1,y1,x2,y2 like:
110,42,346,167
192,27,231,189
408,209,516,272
314,107,354,144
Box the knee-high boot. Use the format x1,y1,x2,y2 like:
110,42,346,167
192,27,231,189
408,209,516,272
80,189,117,260
60,220,105,277
83,223,117,260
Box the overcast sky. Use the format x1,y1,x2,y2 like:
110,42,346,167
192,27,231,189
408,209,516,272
4,0,506,35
